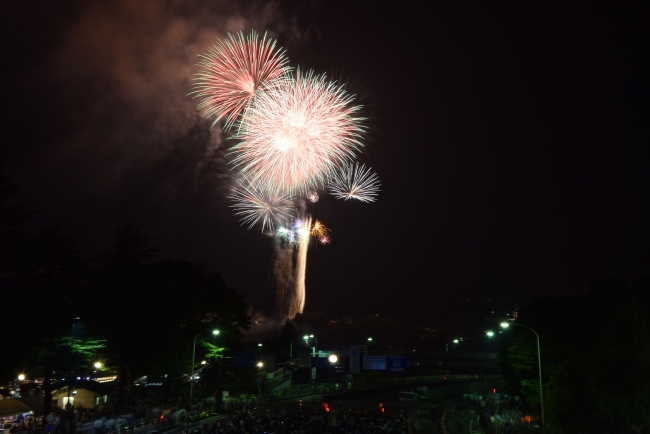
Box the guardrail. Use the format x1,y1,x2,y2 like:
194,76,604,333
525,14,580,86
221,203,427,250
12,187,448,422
258,374,500,403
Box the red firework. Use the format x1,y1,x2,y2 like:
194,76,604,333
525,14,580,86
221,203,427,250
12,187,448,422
192,30,290,129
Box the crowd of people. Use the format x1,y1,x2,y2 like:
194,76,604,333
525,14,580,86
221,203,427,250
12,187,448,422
183,408,411,434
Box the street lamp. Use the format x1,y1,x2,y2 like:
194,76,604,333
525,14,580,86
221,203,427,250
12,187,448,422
486,331,494,337
291,335,317,357
190,329,220,402
501,322,545,434
68,317,80,403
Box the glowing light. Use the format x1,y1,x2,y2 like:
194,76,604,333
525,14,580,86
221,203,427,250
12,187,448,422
229,183,294,232
192,30,290,130
328,354,338,363
18,374,25,381
328,163,380,202
94,362,102,369
310,219,331,243
230,69,366,194
308,191,319,203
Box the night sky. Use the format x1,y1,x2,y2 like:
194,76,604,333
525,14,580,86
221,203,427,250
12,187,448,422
2,1,645,323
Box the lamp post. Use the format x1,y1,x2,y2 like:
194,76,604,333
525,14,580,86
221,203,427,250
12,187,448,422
307,334,318,356
290,335,317,357
501,322,545,434
68,317,80,404
190,329,219,403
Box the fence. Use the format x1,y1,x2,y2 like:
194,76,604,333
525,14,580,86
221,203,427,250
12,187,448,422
256,374,500,407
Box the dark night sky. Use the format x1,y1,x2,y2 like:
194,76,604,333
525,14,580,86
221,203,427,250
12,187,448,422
1,1,645,322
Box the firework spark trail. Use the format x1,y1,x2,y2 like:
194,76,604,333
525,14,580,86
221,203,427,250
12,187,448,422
192,30,290,130
328,163,381,202
230,69,366,195
273,214,314,320
294,216,311,316
228,183,294,232
272,241,296,320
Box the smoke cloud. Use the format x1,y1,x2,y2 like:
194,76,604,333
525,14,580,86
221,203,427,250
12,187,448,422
12,0,311,255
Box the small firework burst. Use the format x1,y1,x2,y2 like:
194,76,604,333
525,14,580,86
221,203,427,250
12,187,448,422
228,183,294,232
319,235,331,245
310,219,331,240
308,191,319,203
276,218,310,246
328,163,380,203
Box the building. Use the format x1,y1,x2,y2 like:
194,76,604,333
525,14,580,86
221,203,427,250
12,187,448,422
52,382,112,410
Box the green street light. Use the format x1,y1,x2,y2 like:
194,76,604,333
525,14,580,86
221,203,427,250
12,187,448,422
453,339,459,343
500,322,510,328
486,331,494,337
367,337,373,342
303,335,309,340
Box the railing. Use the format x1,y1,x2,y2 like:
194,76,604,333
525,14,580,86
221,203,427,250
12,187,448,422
257,374,500,403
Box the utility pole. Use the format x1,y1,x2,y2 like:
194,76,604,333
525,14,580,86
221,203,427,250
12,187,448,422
68,317,80,405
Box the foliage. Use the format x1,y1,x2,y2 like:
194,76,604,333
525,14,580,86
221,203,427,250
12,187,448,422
501,279,650,433
200,340,227,359
590,302,650,433
88,225,250,406
55,335,107,359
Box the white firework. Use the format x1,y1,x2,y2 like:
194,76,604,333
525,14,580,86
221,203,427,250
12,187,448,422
328,163,380,203
229,183,294,232
308,191,319,203
229,69,366,195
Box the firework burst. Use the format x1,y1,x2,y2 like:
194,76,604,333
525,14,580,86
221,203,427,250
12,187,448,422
308,191,319,203
228,183,294,232
190,30,380,323
192,30,290,129
229,69,366,194
328,163,381,202
310,219,331,243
